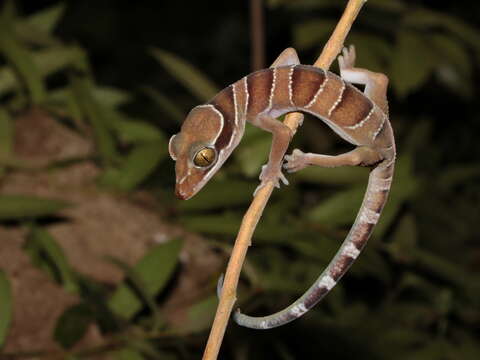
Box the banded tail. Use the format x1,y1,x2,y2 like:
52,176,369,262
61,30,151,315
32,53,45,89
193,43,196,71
234,155,395,329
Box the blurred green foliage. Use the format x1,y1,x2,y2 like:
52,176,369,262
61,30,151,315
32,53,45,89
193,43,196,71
0,0,479,359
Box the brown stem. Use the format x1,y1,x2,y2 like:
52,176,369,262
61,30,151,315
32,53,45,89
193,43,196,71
250,0,265,71
202,1,367,359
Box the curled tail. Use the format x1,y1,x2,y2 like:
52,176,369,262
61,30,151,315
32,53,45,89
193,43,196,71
234,157,395,329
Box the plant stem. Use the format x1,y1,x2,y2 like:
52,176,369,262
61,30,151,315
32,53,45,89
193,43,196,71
202,1,367,359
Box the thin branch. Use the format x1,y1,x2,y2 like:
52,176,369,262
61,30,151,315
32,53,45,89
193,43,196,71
202,1,367,359
250,0,265,71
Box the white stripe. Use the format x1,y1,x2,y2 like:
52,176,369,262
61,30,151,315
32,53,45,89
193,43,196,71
327,80,346,117
232,84,239,127
342,242,360,259
290,303,308,316
304,70,328,109
196,105,224,144
288,65,295,106
265,67,277,113
373,113,386,139
360,208,380,224
383,155,396,169
243,76,249,115
345,105,375,130
318,275,336,290
371,176,392,191
178,168,192,185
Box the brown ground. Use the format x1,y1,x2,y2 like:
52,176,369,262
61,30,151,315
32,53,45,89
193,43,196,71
0,109,223,356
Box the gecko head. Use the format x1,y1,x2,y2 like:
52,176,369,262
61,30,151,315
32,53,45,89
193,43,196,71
169,104,238,200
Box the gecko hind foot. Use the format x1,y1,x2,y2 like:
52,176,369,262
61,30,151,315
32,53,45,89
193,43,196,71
338,44,356,70
253,164,289,196
284,149,309,173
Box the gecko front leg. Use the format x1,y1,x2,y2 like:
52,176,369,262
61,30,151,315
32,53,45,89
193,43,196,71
253,114,293,195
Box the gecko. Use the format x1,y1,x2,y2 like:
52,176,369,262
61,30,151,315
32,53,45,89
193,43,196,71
168,46,396,329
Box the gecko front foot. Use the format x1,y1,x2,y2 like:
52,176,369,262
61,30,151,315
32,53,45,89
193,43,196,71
253,164,289,196
284,149,310,173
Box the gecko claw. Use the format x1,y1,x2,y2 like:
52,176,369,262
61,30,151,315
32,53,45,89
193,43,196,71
284,149,309,173
253,164,289,196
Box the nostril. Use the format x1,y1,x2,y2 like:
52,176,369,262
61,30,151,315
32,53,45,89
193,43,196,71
175,186,188,200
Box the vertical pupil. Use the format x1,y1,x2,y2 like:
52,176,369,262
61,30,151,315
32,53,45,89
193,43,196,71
195,148,214,166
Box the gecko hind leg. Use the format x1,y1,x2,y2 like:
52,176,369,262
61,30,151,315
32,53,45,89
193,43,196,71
339,45,389,114
284,146,382,173
270,47,301,67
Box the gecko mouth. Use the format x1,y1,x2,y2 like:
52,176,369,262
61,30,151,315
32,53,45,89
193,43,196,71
175,186,192,200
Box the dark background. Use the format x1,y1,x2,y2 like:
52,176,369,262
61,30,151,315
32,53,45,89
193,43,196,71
0,0,479,359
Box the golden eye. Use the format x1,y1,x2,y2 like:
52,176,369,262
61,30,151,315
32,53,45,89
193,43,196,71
193,147,216,167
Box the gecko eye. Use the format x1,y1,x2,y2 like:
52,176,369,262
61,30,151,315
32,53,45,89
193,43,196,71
193,147,216,167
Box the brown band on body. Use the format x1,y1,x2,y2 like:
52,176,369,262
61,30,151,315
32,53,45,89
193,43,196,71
291,65,326,107
330,255,355,281
330,83,373,127
302,285,328,310
246,68,274,116
209,86,235,151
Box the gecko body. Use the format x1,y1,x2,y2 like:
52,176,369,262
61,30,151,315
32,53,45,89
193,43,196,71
169,46,395,329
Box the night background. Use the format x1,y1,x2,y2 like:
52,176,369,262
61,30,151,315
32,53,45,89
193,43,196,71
0,0,479,359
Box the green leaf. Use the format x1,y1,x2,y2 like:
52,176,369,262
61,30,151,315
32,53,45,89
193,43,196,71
47,87,83,122
0,65,18,96
0,17,46,103
181,213,242,237
142,87,185,123
54,304,93,349
0,108,13,175
308,185,365,226
108,239,183,319
0,46,83,98
0,270,13,348
70,67,118,165
368,0,406,12
112,118,165,144
98,140,166,191
105,257,163,330
437,164,480,191
113,348,145,360
295,165,368,186
386,214,417,263
35,46,84,76
93,87,133,108
24,226,79,293
0,195,70,220
176,295,217,334
20,3,66,34
390,31,436,97
429,34,473,97
375,155,419,238
151,48,219,102
347,33,392,73
405,8,480,56
235,132,271,177
293,19,336,50
178,179,254,211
